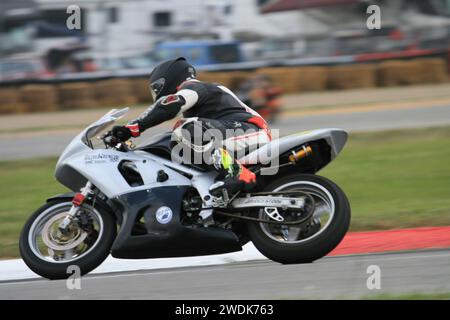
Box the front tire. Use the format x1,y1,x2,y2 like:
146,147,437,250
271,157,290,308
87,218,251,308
248,174,351,264
19,199,116,279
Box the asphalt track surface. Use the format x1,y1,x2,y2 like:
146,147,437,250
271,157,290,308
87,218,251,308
0,250,449,299
2,102,450,160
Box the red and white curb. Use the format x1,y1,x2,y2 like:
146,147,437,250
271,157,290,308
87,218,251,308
329,226,450,256
1,226,449,281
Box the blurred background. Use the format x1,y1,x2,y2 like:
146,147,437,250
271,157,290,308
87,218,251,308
1,0,450,299
1,0,450,113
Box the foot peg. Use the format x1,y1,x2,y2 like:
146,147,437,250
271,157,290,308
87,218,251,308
209,181,225,197
264,207,284,222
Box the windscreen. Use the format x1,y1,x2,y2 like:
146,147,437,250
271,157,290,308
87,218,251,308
81,107,129,148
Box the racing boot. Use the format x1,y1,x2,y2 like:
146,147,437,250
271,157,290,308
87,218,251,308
208,148,256,198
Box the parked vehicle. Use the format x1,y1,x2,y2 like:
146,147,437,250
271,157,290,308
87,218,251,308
0,58,51,81
153,40,243,66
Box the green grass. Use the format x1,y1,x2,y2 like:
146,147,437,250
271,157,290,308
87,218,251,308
280,291,450,300
0,158,65,258
363,292,450,300
1,126,450,258
321,126,450,230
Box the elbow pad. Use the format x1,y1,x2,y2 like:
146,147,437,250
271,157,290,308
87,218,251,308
134,94,186,132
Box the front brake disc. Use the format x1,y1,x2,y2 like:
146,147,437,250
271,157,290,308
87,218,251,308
41,212,87,251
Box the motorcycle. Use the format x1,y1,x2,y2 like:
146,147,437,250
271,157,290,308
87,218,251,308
236,75,283,124
19,108,351,279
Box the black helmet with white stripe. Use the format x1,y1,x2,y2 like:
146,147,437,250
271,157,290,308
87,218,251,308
148,57,196,101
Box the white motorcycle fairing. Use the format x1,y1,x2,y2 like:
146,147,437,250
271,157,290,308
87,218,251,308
240,129,347,171
51,108,348,259
52,108,242,259
55,109,216,202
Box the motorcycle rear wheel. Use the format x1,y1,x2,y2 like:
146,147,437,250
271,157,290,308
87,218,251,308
247,174,350,264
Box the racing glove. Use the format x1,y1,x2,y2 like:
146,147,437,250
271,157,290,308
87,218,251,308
111,124,140,142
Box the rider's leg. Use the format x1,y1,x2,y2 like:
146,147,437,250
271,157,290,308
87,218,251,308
172,118,263,197
208,147,256,197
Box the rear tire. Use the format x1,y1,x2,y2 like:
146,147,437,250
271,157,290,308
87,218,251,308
248,174,350,264
19,199,116,280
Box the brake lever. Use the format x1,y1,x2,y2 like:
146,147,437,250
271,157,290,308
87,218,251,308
101,135,118,149
100,132,135,152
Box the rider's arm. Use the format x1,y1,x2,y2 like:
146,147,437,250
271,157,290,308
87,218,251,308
127,95,186,135
125,81,207,136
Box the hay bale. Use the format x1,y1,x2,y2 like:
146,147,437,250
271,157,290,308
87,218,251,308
257,67,299,93
402,60,422,85
129,78,153,104
0,88,27,114
228,71,253,90
296,67,328,92
377,61,399,86
377,60,421,86
196,71,215,83
197,71,252,90
208,72,235,88
94,79,138,107
328,64,376,90
414,58,448,83
19,85,59,112
257,66,328,93
58,82,97,110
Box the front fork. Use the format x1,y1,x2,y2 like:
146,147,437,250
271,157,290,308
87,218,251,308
58,181,93,232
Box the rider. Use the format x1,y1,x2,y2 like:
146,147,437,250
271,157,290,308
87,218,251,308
110,57,271,198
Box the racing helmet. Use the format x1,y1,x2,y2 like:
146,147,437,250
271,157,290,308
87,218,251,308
148,57,196,101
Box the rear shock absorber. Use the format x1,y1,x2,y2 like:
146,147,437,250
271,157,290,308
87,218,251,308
289,145,312,163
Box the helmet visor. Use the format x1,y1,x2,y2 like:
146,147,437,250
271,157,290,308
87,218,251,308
149,78,165,101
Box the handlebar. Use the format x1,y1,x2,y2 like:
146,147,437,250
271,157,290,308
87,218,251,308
101,133,132,152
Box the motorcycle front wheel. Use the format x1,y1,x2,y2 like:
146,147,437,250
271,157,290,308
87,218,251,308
19,199,116,279
248,174,351,264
